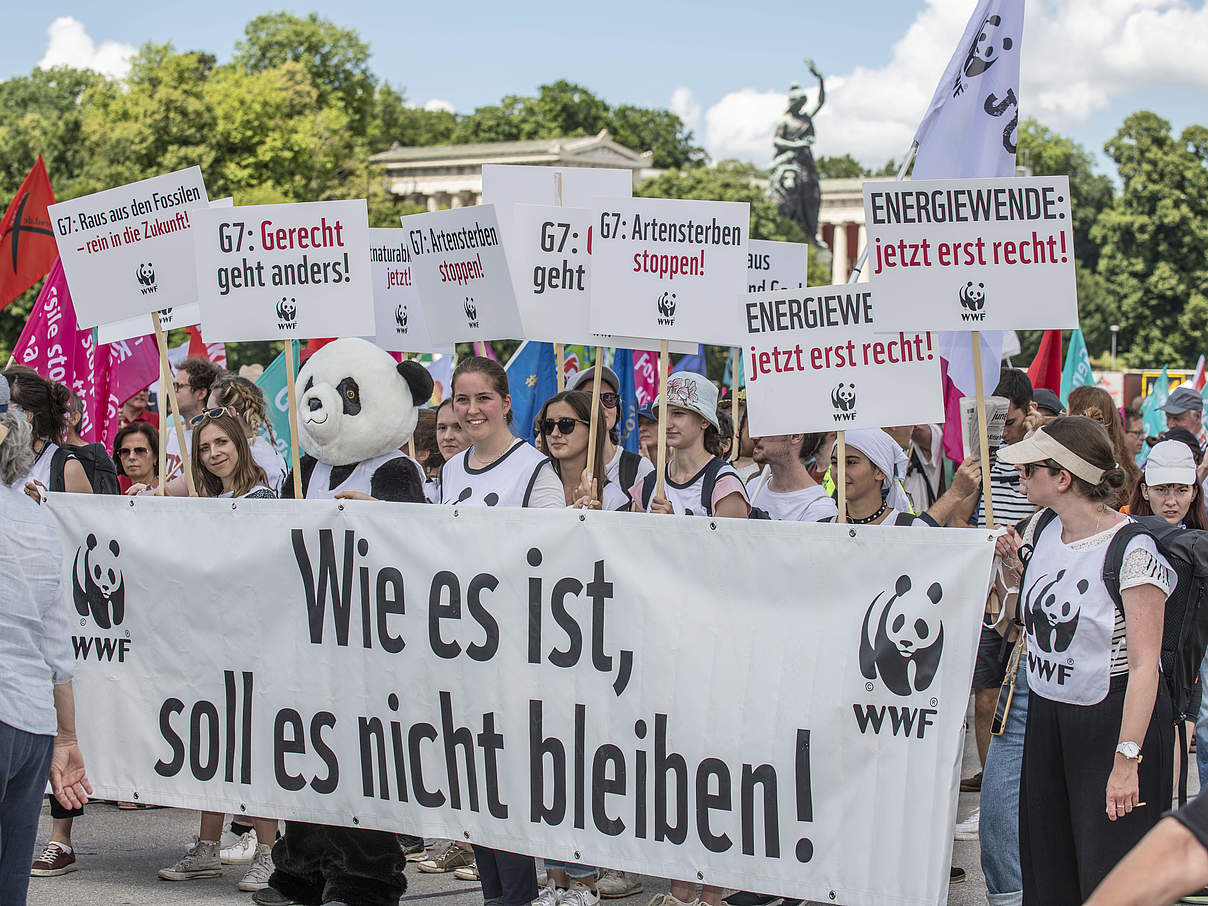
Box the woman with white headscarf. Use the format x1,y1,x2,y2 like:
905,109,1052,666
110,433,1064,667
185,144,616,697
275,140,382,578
825,428,936,525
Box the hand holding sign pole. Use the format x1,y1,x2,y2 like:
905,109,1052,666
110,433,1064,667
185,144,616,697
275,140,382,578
151,311,198,497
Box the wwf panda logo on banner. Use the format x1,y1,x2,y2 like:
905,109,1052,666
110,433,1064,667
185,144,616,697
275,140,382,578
1023,570,1087,654
135,261,157,295
860,574,944,696
72,533,126,629
277,296,298,330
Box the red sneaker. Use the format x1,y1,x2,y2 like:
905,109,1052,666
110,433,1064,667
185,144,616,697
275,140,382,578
31,842,77,876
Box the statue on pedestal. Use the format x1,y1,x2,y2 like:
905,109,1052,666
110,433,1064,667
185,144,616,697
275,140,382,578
769,59,826,247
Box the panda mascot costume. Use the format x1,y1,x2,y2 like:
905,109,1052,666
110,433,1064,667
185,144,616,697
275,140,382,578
266,337,431,906
281,337,433,503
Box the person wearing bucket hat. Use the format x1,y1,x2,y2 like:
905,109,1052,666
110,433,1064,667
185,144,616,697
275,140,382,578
569,365,653,509
1163,387,1208,452
993,416,1176,903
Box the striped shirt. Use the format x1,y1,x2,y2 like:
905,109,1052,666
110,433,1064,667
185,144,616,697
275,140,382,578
974,451,1037,529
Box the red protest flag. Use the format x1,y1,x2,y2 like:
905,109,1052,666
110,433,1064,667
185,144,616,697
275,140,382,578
0,156,58,311
1028,329,1064,395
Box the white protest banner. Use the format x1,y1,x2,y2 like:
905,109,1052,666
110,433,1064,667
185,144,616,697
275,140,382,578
740,285,942,435
590,197,749,345
401,205,523,342
507,204,593,344
747,240,808,293
368,227,440,353
482,163,633,238
194,199,373,342
862,175,1077,331
51,495,993,906
48,167,209,328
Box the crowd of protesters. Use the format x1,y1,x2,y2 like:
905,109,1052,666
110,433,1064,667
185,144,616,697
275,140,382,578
7,349,1208,906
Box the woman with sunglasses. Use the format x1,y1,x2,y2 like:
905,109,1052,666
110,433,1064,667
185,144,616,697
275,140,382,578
537,390,627,510
113,422,159,495
570,366,653,508
208,375,286,494
992,417,1174,904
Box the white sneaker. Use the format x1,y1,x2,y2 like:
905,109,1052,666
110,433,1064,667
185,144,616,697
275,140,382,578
561,884,601,906
220,827,257,864
537,883,563,906
237,844,274,891
953,808,980,841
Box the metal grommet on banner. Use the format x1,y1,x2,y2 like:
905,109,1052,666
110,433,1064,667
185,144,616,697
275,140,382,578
338,503,345,511
128,499,135,507
463,831,471,840
132,792,139,800
239,803,246,811
352,816,359,825
849,528,856,538
696,872,704,881
579,514,586,522
231,502,237,510
829,893,836,901
454,510,460,518
574,851,581,860
709,522,717,531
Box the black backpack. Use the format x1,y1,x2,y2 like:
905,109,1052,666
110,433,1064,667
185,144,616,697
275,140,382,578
52,444,121,494
640,457,770,518
617,450,643,505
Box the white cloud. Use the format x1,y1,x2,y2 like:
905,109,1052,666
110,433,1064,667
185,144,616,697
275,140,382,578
669,86,701,134
38,17,134,80
423,98,456,113
694,0,1208,169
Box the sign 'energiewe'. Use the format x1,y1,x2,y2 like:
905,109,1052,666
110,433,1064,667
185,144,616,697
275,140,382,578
48,167,209,328
861,175,1078,331
194,199,374,342
741,284,943,435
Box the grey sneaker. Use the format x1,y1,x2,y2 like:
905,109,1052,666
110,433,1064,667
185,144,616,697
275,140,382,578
418,842,476,873
537,883,562,906
597,870,643,899
453,862,480,881
158,840,222,881
238,844,275,891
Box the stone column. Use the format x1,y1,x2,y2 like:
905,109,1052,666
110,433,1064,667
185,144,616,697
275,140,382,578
856,224,870,283
426,194,440,213
831,221,848,284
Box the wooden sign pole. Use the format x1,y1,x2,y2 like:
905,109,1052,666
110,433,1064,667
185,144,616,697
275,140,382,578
403,352,418,460
836,430,847,524
971,330,995,527
555,343,565,392
284,340,304,501
655,340,669,500
730,346,741,463
585,346,605,479
157,360,167,495
151,312,198,497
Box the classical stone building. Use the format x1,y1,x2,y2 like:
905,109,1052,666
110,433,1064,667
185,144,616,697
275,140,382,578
371,132,872,282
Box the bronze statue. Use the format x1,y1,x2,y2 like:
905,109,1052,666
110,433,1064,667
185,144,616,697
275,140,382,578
769,60,826,247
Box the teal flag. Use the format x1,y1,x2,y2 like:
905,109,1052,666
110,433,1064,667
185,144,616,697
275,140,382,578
1140,366,1170,440
1059,329,1094,404
255,341,299,458
722,346,745,391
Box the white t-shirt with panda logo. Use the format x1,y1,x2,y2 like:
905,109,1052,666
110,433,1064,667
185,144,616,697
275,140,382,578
440,440,561,509
1021,515,1173,706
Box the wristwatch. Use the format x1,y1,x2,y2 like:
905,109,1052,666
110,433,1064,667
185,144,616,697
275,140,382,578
1115,741,1143,761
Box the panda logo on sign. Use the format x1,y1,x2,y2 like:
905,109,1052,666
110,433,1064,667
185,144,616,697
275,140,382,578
860,574,944,696
72,534,125,629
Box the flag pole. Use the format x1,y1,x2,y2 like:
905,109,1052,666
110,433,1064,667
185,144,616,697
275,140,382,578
151,312,198,497
846,141,918,284
971,330,995,527
585,346,606,482
655,340,669,501
836,430,847,524
730,346,741,463
285,340,303,501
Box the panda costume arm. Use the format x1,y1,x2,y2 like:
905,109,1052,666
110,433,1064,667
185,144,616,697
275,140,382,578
280,455,319,499
370,457,427,503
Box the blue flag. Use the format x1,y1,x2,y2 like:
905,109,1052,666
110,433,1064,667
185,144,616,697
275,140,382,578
1059,328,1094,404
505,341,558,443
610,348,640,453
672,344,705,375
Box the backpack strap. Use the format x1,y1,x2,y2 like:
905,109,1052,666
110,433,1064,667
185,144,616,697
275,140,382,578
49,446,72,492
640,469,659,511
1101,521,1152,619
894,511,917,526
698,457,728,516
619,450,641,499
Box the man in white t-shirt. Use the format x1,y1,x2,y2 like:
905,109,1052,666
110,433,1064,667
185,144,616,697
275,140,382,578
569,366,653,504
748,432,837,521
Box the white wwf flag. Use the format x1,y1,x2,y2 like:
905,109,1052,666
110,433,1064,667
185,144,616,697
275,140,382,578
912,0,1024,180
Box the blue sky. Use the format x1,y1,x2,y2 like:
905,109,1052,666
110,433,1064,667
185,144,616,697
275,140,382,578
4,1,1207,174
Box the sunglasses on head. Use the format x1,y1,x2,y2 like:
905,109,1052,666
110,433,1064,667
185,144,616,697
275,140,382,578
189,406,238,427
538,417,588,436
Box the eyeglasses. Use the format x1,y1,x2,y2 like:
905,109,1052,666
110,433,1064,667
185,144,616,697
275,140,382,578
172,381,192,393
538,417,589,436
1126,429,1144,438
189,406,238,427
1021,461,1063,478
117,445,150,458
600,392,619,409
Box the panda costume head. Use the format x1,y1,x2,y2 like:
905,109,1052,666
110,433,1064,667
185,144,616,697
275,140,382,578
859,574,945,696
287,338,434,502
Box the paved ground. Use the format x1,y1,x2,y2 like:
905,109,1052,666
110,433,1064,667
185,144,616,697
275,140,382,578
26,696,1156,906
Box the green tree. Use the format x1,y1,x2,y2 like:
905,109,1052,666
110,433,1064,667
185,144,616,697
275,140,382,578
234,12,375,134
816,154,867,179
604,105,704,169
369,83,456,150
1092,111,1208,367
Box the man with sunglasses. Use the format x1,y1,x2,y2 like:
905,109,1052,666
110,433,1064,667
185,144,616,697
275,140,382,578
164,357,225,485
569,366,653,512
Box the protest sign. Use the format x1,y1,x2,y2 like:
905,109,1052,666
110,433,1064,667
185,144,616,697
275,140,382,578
482,163,633,236
368,227,440,353
401,205,523,342
47,167,209,328
590,197,749,345
507,203,594,344
194,199,374,342
747,240,808,293
52,494,993,906
861,175,1078,331
740,285,942,435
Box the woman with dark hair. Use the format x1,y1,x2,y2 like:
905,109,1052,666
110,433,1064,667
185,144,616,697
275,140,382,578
113,422,159,495
1127,440,1207,529
410,407,442,502
537,390,625,510
995,416,1175,904
3,372,92,494
189,409,274,500
1068,386,1141,509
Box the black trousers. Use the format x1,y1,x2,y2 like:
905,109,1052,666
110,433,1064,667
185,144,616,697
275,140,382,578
1020,675,1173,905
471,845,538,906
268,820,406,906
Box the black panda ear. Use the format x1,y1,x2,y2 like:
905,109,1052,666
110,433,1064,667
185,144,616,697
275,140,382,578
87,533,98,550
109,539,120,557
397,360,434,407
927,582,943,604
895,575,911,596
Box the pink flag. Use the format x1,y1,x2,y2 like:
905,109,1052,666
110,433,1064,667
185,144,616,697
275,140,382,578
633,349,658,407
12,258,159,448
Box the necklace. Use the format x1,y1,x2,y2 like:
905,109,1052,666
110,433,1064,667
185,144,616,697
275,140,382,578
849,502,888,525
